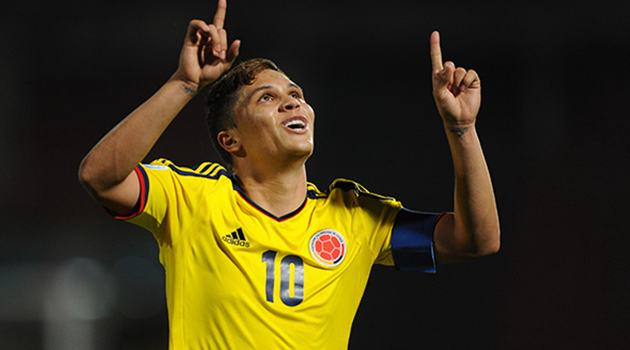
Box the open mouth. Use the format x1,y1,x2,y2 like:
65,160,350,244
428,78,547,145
282,117,308,132
286,119,306,130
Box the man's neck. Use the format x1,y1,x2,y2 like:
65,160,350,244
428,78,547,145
233,161,308,218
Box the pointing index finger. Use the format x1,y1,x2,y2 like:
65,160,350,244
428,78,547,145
213,0,227,29
430,31,444,72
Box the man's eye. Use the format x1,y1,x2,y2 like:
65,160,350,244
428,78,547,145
260,95,271,102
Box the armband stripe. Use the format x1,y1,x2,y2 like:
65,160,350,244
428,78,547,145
391,208,440,273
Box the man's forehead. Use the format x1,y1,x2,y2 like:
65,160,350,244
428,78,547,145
249,69,298,89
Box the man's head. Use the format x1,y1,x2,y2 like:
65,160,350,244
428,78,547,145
206,58,314,171
206,58,284,168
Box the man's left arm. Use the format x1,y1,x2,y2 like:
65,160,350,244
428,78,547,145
429,31,500,263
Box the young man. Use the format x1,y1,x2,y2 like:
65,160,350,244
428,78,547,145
78,0,500,348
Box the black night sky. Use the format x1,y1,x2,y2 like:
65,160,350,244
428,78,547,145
1,0,630,348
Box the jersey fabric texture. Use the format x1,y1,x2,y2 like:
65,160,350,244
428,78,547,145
113,159,437,350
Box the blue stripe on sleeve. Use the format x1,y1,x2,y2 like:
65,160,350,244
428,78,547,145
391,208,439,273
167,163,229,179
137,165,150,212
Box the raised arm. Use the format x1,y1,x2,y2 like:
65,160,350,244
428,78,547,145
429,31,500,263
78,0,240,215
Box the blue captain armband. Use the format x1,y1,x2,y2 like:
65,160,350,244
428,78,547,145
391,208,445,273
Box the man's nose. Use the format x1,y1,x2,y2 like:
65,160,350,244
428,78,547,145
281,97,300,111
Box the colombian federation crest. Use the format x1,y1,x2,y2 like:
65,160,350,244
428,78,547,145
309,230,346,267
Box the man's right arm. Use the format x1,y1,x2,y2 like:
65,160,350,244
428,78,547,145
78,79,199,215
78,0,240,215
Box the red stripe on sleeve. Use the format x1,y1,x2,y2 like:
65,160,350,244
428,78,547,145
103,166,148,220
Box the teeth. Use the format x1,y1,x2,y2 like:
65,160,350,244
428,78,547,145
286,120,305,128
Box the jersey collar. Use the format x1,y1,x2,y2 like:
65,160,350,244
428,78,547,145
231,177,308,222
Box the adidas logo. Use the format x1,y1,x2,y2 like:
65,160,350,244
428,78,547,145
222,228,250,248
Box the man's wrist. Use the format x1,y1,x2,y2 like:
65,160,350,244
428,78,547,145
168,73,201,97
443,121,476,138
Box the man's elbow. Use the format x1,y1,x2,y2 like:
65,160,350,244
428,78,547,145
479,239,500,257
435,215,501,262
78,157,92,185
78,158,94,189
78,157,104,198
457,227,501,260
475,228,501,258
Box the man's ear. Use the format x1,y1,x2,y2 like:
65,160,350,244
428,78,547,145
218,130,241,154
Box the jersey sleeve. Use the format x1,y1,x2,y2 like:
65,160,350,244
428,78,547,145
111,159,226,246
328,179,402,267
354,194,401,266
123,162,172,244
332,179,442,273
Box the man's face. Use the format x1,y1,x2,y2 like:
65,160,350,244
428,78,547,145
232,69,315,164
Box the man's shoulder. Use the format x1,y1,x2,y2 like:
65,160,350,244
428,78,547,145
142,158,230,181
308,178,397,202
140,159,233,198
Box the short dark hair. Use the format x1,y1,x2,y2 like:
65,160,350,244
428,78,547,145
206,58,284,169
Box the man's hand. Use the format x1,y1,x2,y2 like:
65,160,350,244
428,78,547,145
173,0,241,92
431,31,480,129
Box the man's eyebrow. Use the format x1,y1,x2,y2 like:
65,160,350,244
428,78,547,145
289,83,304,93
244,85,273,102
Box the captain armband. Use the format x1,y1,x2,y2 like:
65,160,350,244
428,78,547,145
391,208,446,273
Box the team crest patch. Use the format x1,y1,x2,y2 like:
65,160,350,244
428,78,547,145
309,230,346,267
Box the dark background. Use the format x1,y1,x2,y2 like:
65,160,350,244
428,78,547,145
2,0,630,349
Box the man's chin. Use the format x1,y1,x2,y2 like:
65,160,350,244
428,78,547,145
288,145,314,161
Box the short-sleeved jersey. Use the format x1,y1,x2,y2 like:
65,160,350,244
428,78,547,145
115,159,434,350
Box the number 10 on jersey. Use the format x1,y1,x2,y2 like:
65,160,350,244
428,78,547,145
262,250,304,307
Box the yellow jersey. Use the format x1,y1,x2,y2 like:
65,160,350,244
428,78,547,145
114,159,436,349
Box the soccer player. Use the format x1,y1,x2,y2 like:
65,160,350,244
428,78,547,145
78,0,500,348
